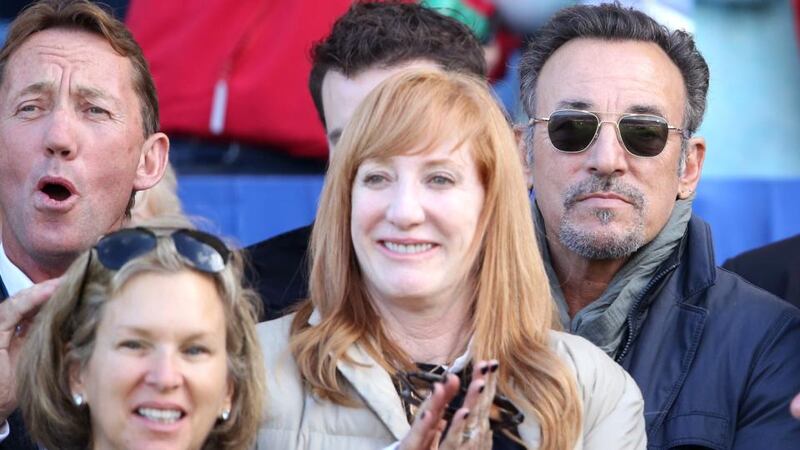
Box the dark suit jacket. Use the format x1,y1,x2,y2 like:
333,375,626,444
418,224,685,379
244,224,312,321
0,275,37,450
722,234,800,309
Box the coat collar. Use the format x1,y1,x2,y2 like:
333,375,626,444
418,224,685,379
309,310,410,440
336,343,411,440
308,311,544,444
621,215,713,434
668,215,717,305
0,243,33,299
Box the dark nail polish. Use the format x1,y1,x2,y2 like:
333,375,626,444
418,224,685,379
421,411,427,420
490,362,499,373
478,385,485,393
480,365,489,375
463,411,470,419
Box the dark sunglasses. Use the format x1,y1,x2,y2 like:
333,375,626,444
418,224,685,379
93,227,230,272
76,227,230,302
530,109,686,157
394,370,524,434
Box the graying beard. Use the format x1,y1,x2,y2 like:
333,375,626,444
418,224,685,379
558,209,645,260
596,209,614,225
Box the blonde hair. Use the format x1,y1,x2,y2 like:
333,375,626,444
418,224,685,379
131,162,184,224
290,69,581,449
17,218,264,450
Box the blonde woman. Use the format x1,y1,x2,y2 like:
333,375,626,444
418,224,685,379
17,220,264,450
256,69,645,449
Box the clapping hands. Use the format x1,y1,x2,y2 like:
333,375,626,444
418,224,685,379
398,359,500,450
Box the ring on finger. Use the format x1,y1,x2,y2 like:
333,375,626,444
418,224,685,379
461,426,478,443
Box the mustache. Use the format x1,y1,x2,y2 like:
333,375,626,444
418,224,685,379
563,175,645,210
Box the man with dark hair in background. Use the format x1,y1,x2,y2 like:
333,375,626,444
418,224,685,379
0,1,168,448
520,3,800,447
245,1,487,319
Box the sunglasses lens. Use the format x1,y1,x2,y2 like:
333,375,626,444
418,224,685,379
547,111,599,152
619,115,669,157
173,230,229,273
96,228,157,270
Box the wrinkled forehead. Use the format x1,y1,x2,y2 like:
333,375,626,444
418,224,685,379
1,28,138,108
534,38,686,121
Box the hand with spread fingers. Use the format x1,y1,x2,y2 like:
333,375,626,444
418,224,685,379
398,360,497,450
0,278,59,421
439,360,498,450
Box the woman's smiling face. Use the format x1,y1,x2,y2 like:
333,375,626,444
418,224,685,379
351,140,485,306
71,270,232,450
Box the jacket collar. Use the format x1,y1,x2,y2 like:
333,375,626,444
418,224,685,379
667,215,716,304
335,342,412,441
621,215,715,434
309,310,411,440
631,215,717,315
0,243,33,299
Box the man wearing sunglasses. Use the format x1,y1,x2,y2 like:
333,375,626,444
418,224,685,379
0,1,168,448
520,3,800,448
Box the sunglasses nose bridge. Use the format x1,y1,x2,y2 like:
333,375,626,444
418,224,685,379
592,118,626,152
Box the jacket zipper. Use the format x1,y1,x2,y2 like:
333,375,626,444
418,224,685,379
615,263,680,364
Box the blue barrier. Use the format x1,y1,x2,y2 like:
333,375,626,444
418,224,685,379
179,175,800,264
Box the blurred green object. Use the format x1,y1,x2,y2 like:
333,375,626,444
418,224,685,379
420,0,492,43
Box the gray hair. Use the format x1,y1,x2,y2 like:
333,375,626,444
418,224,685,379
519,3,709,138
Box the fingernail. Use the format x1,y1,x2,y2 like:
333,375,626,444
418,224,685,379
462,411,470,419
478,384,485,394
490,362,499,373
421,411,427,420
480,364,489,375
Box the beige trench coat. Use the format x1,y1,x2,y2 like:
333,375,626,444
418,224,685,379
255,313,646,450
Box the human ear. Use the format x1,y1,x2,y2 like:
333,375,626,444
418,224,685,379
677,136,706,199
132,132,169,192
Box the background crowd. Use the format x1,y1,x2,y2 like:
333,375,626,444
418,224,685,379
0,1,799,450
2,0,798,261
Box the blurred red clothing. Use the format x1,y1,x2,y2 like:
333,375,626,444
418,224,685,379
795,0,800,48
127,1,352,159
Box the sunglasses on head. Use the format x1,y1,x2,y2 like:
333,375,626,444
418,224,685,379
76,227,230,303
530,109,686,157
93,227,230,273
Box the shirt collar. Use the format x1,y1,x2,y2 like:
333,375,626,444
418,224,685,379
0,242,34,296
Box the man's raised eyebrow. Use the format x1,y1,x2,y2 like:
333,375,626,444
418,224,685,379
75,85,121,107
14,81,52,100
